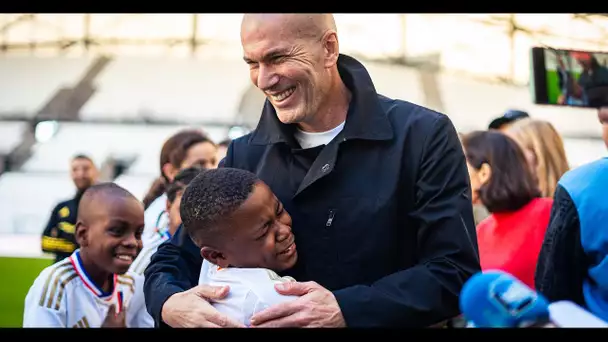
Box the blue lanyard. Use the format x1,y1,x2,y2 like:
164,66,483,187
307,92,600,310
154,210,171,240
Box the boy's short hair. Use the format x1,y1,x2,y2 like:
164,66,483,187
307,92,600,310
165,167,204,204
180,168,259,246
77,182,138,221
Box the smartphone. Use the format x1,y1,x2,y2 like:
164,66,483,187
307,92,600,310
530,47,608,109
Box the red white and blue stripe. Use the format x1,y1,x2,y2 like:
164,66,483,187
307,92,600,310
70,249,120,311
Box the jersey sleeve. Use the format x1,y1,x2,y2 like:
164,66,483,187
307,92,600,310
23,267,69,327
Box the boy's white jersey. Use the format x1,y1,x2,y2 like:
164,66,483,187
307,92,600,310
23,249,154,328
198,260,298,326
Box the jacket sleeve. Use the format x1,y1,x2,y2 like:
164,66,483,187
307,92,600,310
143,225,203,327
333,114,481,327
535,184,588,307
41,204,76,255
143,142,236,327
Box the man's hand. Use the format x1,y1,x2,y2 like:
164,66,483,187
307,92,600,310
101,304,126,328
161,285,246,328
249,281,346,328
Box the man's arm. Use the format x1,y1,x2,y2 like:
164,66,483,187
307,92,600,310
535,184,587,307
333,114,481,327
41,204,75,255
143,225,203,327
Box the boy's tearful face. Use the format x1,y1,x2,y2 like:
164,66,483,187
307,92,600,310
202,181,298,272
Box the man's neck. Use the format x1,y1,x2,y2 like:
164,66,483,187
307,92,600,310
79,250,114,293
298,74,351,133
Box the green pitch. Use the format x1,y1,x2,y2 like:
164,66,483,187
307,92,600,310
0,256,52,327
545,70,582,105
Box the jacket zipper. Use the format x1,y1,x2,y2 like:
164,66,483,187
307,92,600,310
326,209,336,227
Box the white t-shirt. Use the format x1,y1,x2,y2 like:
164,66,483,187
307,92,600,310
23,249,154,328
142,194,168,248
294,121,345,149
198,260,298,326
548,301,608,328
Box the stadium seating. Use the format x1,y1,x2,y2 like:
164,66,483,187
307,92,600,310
21,122,229,174
0,171,74,236
0,56,94,119
80,57,252,124
0,121,28,155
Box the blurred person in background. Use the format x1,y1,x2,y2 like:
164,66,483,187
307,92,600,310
506,118,570,198
215,139,231,168
556,52,586,106
462,131,551,289
130,167,203,276
572,52,608,107
141,130,217,246
535,106,608,321
41,154,98,263
487,109,529,132
458,132,490,225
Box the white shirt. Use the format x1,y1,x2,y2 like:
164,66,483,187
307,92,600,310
198,260,298,326
129,225,171,276
548,301,608,328
294,121,345,149
142,194,168,248
23,250,154,328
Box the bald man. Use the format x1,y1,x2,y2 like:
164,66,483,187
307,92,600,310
144,13,480,328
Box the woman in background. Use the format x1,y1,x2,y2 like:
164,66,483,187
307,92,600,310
461,131,552,288
141,129,217,245
506,118,570,198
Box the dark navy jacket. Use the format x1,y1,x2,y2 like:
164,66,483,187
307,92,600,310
144,54,481,327
536,158,608,321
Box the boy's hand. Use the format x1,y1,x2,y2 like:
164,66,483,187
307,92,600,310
101,304,127,328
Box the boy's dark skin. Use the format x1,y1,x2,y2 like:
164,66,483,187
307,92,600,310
194,181,298,272
74,185,145,328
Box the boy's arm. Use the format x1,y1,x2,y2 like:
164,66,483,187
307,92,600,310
23,270,68,327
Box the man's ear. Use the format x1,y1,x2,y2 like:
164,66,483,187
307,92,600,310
75,221,89,247
322,30,339,68
200,247,229,268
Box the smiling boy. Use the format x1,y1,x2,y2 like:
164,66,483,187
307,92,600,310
23,183,154,328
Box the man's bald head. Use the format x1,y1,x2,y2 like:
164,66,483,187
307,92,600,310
240,13,346,132
78,182,140,224
241,14,336,43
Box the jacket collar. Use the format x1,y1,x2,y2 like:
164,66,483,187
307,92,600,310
249,54,394,146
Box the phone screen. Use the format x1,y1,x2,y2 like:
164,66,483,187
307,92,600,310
531,47,608,109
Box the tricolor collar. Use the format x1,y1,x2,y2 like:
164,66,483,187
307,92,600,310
70,249,117,299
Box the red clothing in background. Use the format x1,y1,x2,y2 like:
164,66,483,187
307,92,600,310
476,197,553,289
